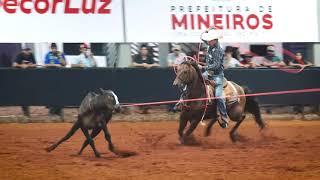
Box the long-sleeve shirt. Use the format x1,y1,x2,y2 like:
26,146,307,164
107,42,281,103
205,43,224,75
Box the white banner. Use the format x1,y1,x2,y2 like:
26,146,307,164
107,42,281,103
125,0,319,42
0,0,124,42
0,0,318,42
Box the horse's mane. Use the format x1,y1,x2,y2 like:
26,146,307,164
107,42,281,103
182,61,205,84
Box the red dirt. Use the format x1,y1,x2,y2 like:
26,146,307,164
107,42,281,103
0,120,320,179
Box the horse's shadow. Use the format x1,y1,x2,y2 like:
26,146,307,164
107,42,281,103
178,130,284,150
179,135,203,146
70,150,138,161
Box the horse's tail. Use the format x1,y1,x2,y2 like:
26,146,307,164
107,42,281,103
243,86,265,129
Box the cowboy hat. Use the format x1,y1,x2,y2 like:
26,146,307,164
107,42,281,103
201,29,222,41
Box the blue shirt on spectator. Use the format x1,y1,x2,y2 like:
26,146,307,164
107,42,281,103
45,51,65,65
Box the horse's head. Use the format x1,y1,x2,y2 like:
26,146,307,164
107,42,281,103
99,88,121,112
173,61,198,87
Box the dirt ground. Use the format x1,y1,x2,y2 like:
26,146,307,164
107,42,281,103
0,119,320,180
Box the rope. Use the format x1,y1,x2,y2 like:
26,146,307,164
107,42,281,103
121,88,320,107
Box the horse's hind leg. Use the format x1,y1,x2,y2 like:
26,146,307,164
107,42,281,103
46,120,80,152
229,117,244,143
244,88,265,129
78,128,102,155
81,127,101,158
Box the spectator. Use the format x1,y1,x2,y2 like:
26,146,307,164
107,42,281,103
241,52,260,68
232,47,242,61
225,46,233,54
285,52,313,68
13,47,37,117
44,43,66,68
132,44,159,68
44,43,66,120
132,44,158,114
262,45,286,67
72,43,97,68
167,45,186,66
224,46,242,61
13,47,37,69
198,47,207,64
223,49,245,69
285,52,313,115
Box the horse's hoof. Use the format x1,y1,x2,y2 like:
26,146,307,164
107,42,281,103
259,123,266,130
204,130,211,137
179,137,185,144
230,134,238,143
45,147,53,152
231,137,237,143
95,153,101,158
109,145,115,152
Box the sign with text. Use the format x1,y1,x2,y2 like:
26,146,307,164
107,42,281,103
0,0,318,42
0,0,124,42
125,0,319,42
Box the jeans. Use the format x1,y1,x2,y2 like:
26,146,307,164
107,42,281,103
211,74,228,122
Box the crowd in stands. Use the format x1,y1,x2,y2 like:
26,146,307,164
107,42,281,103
131,43,315,114
8,43,97,119
163,43,313,69
11,43,97,70
1,43,314,70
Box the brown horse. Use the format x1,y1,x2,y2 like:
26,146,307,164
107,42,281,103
173,61,265,144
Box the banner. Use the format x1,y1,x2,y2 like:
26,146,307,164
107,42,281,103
0,0,318,42
125,0,319,42
0,0,124,42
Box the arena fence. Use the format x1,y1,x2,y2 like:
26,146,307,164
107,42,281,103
0,67,319,106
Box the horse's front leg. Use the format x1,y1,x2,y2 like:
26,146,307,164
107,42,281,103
204,118,217,137
178,112,188,144
81,127,101,158
204,106,218,137
78,127,102,155
102,125,117,154
184,118,201,137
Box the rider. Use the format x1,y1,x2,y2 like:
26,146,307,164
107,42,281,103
200,28,228,128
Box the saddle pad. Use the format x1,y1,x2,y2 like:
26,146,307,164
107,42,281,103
224,81,240,105
206,81,239,105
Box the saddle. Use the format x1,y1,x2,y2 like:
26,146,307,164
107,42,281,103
205,78,240,105
205,78,228,88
